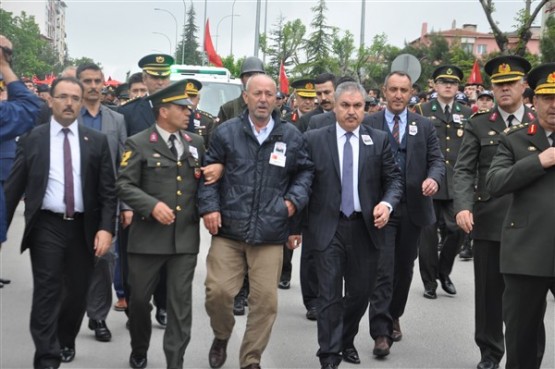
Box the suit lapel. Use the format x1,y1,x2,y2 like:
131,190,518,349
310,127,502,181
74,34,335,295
528,124,550,151
357,125,372,178
100,105,113,134
406,112,418,165
39,124,51,198
326,125,341,180
79,125,90,188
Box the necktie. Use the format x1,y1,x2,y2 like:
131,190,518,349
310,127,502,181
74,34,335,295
169,134,178,158
341,132,354,217
507,114,515,127
62,128,75,218
550,133,555,148
444,105,451,120
392,115,400,144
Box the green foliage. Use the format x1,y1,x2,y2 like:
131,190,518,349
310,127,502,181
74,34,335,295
221,55,244,78
302,0,336,76
176,5,202,65
541,16,555,63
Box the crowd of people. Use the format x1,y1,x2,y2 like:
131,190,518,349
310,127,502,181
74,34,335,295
1,32,554,369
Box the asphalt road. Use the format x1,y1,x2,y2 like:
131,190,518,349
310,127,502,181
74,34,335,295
1,204,554,369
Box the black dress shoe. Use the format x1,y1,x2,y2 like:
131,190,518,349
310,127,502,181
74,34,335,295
423,288,437,299
129,353,147,369
209,338,228,369
278,280,291,289
155,307,167,326
306,307,318,321
477,360,499,369
0,278,10,284
342,347,360,364
233,296,245,316
459,244,473,260
88,319,112,342
60,347,75,363
321,363,338,369
391,319,402,342
439,275,457,295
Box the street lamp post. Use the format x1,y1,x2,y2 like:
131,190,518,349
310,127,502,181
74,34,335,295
216,14,240,53
230,0,237,56
153,32,172,54
182,0,187,64
154,8,178,59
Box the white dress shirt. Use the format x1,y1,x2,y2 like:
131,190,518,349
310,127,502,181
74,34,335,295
42,119,84,213
156,125,184,158
336,123,361,212
498,105,525,127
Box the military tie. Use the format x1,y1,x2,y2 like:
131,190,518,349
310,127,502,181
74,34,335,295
550,132,555,148
341,132,354,217
507,114,515,128
392,115,400,144
62,128,75,218
444,105,451,121
169,134,178,158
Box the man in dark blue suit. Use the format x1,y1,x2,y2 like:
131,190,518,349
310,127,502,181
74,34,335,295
298,81,403,369
365,71,444,357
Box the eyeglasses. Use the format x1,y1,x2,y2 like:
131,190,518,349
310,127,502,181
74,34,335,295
52,94,82,103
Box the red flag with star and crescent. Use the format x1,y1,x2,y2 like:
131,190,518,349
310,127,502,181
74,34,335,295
204,19,223,67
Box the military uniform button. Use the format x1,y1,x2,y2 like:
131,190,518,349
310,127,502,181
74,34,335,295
445,160,450,164
510,222,515,227
177,190,182,196
177,176,182,181
177,161,182,167
490,141,494,144
156,162,161,166
446,124,451,128
176,205,182,211
446,148,450,152
446,136,451,140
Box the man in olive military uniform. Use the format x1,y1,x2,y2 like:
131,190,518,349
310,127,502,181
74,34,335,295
486,62,555,369
416,65,472,299
453,55,535,369
184,79,215,148
217,56,265,124
117,80,205,369
283,78,316,131
118,53,174,328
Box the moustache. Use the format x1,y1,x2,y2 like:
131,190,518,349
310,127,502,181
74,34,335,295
63,108,74,113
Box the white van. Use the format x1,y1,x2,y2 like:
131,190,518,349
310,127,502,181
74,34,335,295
170,65,242,117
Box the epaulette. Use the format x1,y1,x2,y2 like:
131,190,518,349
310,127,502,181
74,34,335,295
197,109,215,120
504,122,528,135
470,108,491,119
120,96,141,106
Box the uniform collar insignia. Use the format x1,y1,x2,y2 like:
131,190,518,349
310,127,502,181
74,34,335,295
149,131,158,142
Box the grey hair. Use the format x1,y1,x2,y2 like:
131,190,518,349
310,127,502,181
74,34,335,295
334,81,367,101
384,71,412,87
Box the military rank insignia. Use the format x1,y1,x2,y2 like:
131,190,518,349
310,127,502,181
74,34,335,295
149,132,158,142
120,150,132,167
457,129,464,137
527,124,537,135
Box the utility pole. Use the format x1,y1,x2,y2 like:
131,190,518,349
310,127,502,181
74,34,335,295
254,0,261,56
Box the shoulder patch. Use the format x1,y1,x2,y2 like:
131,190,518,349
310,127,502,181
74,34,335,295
504,123,528,135
198,109,215,119
120,150,132,167
470,109,490,119
120,96,140,106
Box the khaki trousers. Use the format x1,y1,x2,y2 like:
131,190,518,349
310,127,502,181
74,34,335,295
205,236,283,367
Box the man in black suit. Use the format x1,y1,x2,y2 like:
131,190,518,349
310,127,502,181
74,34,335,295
299,81,403,369
365,71,444,356
4,77,117,369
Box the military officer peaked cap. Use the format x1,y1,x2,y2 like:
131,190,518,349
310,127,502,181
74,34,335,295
291,78,316,98
138,54,175,77
432,65,464,83
484,55,531,84
146,79,192,107
527,63,555,95
184,79,202,97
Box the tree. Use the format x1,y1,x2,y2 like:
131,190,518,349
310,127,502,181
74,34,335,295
261,16,306,79
302,0,336,76
479,0,549,55
357,33,401,86
0,9,61,77
176,4,202,65
221,55,244,77
541,16,555,62
331,30,355,77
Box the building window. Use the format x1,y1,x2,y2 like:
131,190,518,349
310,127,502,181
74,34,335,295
477,44,488,55
461,43,474,54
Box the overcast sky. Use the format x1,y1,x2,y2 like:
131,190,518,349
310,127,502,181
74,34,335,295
63,0,545,81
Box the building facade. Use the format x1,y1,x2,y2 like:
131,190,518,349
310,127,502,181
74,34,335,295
1,0,67,64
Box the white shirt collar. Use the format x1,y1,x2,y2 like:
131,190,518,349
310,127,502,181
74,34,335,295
498,104,525,123
336,123,360,140
50,118,78,136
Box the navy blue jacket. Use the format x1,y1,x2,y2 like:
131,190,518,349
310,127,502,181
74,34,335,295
198,110,314,245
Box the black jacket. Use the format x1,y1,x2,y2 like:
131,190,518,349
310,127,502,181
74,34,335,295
198,110,314,245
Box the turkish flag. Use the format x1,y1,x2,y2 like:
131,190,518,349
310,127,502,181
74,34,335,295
467,60,483,85
279,61,289,95
204,19,223,67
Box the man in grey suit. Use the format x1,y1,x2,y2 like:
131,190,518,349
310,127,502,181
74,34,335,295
76,63,127,342
365,71,444,356
299,81,403,369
